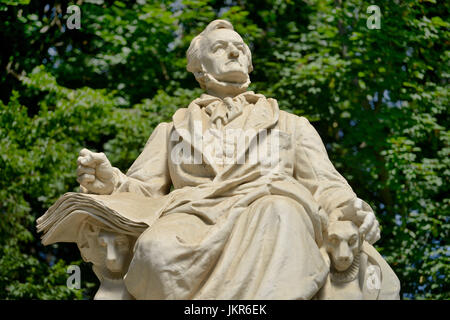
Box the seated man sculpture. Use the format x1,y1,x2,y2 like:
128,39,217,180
59,19,399,299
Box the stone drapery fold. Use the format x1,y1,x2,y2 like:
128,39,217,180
110,92,364,299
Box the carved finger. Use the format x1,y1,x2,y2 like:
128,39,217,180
79,154,96,168
77,156,85,166
354,198,363,210
90,152,108,165
79,148,92,157
359,211,374,236
366,226,378,244
355,209,368,224
366,227,376,241
375,230,381,242
77,173,95,185
329,209,343,223
90,179,112,194
77,165,95,176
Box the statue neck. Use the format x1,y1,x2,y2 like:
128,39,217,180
93,265,125,281
201,72,250,100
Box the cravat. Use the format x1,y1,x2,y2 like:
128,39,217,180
205,96,245,130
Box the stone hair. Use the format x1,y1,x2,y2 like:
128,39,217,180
186,19,253,78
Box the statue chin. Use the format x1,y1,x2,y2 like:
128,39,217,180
195,71,251,93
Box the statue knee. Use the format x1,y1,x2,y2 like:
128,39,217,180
134,227,174,261
254,195,303,220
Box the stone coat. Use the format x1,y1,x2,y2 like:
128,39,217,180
112,91,363,299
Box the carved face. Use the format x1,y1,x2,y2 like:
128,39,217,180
325,221,360,272
78,221,136,278
200,28,250,83
97,230,131,273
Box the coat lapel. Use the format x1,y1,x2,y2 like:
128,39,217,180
172,91,280,179
215,96,280,181
172,97,221,174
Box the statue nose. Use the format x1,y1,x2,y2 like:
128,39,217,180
106,245,118,263
337,255,350,263
229,47,239,58
336,242,351,262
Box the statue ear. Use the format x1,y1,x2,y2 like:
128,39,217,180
193,64,208,89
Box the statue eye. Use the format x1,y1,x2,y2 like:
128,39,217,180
212,43,226,53
329,237,339,245
98,238,107,247
348,237,357,246
116,240,128,247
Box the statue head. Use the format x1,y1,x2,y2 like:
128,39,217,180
324,220,361,272
187,19,253,96
77,219,136,278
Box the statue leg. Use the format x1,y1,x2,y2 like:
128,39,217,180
124,195,328,299
123,212,210,299
196,195,329,299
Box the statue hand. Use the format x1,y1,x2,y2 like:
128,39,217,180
77,148,115,195
356,202,380,245
333,198,381,245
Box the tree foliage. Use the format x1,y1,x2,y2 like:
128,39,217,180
0,0,448,299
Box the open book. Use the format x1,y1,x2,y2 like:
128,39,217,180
37,192,172,245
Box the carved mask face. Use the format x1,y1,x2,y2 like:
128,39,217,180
325,221,360,272
200,28,250,84
97,230,131,274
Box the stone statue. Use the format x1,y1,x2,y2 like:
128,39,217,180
38,19,400,299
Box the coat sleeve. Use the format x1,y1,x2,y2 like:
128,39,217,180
111,122,172,197
293,116,358,216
